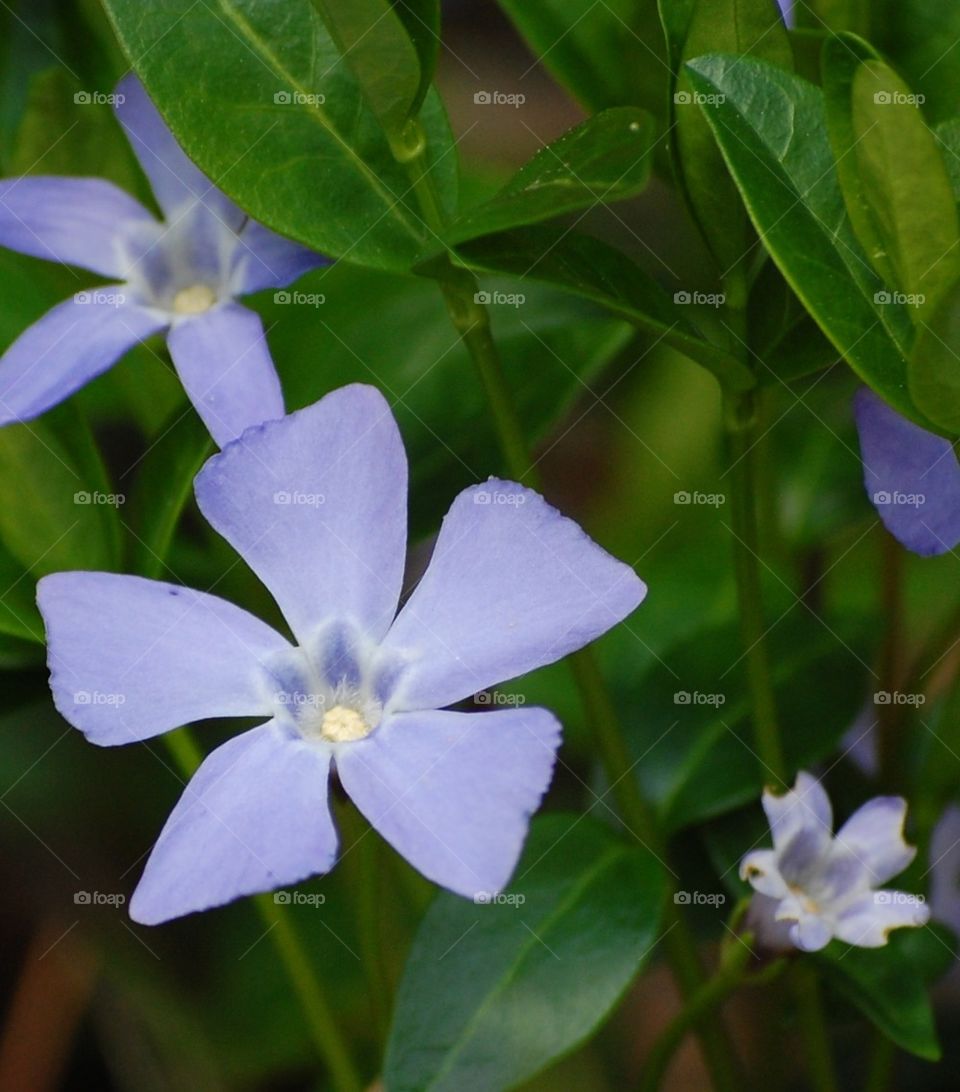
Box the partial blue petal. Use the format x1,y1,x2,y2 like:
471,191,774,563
0,292,166,426
231,219,328,294
0,176,156,277
762,771,833,856
38,572,290,745
167,303,284,448
833,890,930,947
336,706,560,898
130,722,337,924
854,387,960,556
788,913,833,953
381,480,646,712
835,796,916,886
115,75,244,228
740,849,789,899
194,384,407,645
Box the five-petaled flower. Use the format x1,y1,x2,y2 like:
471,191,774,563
37,384,646,924
854,388,960,556
0,75,324,446
740,771,929,952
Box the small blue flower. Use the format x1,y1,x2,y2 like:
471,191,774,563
854,388,960,556
37,384,646,924
741,772,929,952
0,75,325,446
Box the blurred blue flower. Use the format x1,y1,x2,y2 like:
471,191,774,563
854,388,960,556
741,771,929,952
0,75,324,446
37,384,646,924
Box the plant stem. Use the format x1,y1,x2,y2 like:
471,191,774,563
160,734,362,1092
792,966,840,1092
724,387,787,783
864,1029,895,1092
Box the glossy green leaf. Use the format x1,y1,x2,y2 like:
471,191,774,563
391,1,440,115
673,0,792,277
908,277,960,435
685,55,926,425
936,119,960,203
101,0,458,272
384,814,667,1092
749,263,839,384
850,59,960,319
816,925,953,1060
495,0,667,118
311,0,422,141
451,227,754,390
445,108,656,245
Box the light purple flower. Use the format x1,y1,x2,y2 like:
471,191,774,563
741,771,929,952
37,384,646,924
0,75,324,446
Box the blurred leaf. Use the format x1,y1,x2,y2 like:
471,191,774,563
936,119,960,202
674,0,792,276
445,109,656,244
875,0,960,125
908,277,960,435
621,615,868,831
816,925,954,1060
685,55,927,426
450,228,754,389
0,539,43,643
392,1,440,115
311,0,422,140
257,265,635,538
101,0,458,271
384,813,666,1092
849,59,960,319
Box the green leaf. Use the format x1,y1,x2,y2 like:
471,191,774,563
935,119,960,203
391,0,440,115
384,814,667,1092
0,416,118,577
908,276,960,435
451,228,755,390
673,0,792,277
849,58,960,319
749,263,839,384
685,55,927,425
874,0,960,125
100,0,458,272
445,108,656,245
126,409,215,578
495,0,668,118
311,0,422,141
816,925,953,1060
0,539,43,644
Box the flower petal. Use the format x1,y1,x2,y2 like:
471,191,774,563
833,890,930,948
835,796,916,886
762,771,833,855
0,176,156,277
38,572,290,745
130,722,337,924
194,384,407,645
0,292,166,426
381,480,646,712
115,75,244,227
231,219,328,294
788,914,833,952
853,387,960,556
740,849,789,899
166,303,285,448
336,706,560,898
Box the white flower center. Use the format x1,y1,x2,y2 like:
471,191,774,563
319,703,372,743
173,284,218,315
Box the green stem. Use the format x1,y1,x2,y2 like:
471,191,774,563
864,1029,895,1092
793,965,840,1092
724,387,787,783
160,733,362,1092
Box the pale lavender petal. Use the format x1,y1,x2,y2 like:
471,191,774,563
38,572,290,745
762,771,833,856
854,387,960,556
231,219,328,294
381,480,646,712
166,304,284,448
777,0,794,27
130,722,337,924
0,176,156,277
835,796,916,886
115,74,244,228
336,707,560,897
0,292,166,426
745,894,795,952
194,384,407,645
789,914,833,953
833,890,930,947
740,849,790,899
